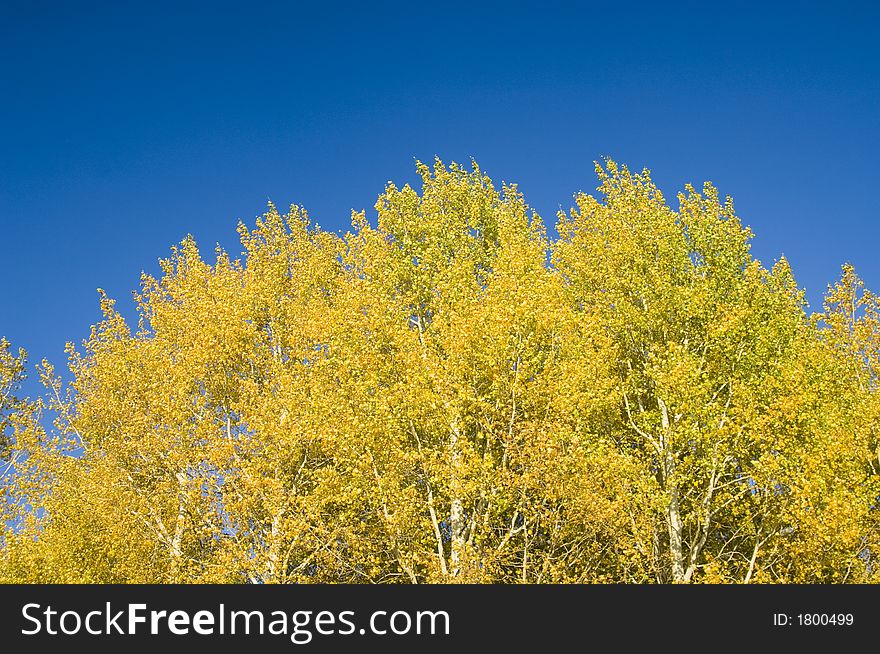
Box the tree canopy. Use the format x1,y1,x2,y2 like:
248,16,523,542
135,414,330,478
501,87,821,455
2,159,879,583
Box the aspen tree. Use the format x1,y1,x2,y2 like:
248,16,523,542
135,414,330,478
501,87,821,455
2,160,878,583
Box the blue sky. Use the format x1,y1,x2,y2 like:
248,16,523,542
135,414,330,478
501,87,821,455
2,1,878,392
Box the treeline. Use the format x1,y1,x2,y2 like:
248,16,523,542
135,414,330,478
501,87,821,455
2,160,879,583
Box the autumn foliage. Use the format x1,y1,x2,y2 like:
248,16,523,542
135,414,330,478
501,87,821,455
2,160,879,583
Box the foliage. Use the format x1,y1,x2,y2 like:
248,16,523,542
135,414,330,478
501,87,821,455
2,160,879,583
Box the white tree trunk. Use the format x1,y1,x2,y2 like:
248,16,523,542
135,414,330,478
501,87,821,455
449,420,466,579
659,398,686,583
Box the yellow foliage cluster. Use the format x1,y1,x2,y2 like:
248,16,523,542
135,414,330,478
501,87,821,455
2,160,879,583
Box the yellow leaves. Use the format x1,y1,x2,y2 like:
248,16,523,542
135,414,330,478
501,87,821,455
2,159,880,584
1,338,27,456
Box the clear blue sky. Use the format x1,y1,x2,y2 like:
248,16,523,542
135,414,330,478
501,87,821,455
2,1,878,390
